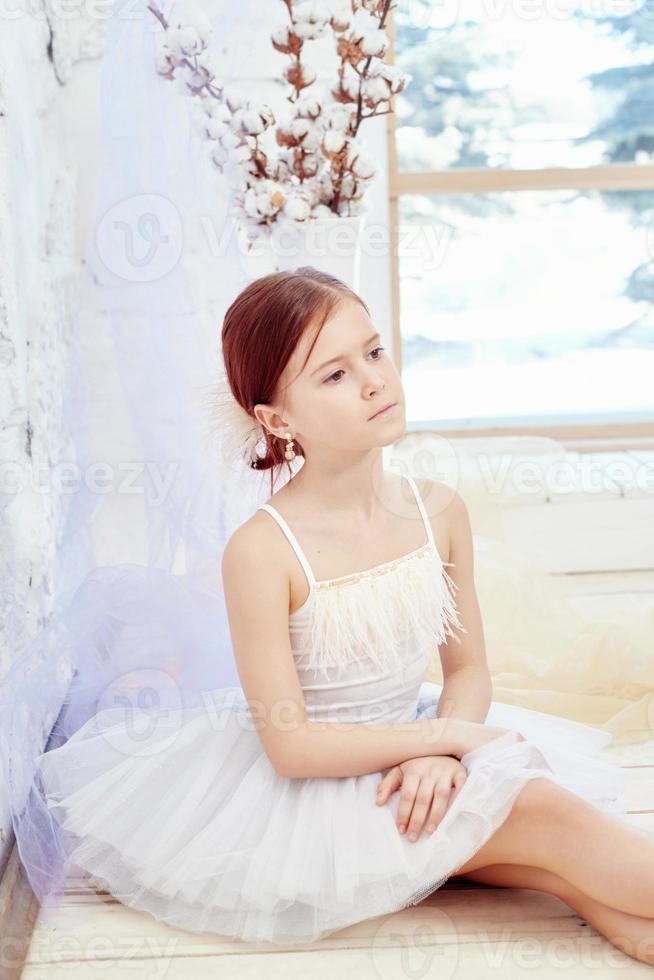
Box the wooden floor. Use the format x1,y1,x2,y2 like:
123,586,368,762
18,571,654,979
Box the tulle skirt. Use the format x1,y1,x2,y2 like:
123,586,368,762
36,680,629,946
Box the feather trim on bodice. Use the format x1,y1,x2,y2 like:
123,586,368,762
258,475,467,680
290,544,465,678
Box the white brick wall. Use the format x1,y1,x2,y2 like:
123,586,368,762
0,3,106,869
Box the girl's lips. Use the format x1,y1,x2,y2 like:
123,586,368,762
368,402,397,420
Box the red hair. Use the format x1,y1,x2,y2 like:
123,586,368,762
220,266,370,493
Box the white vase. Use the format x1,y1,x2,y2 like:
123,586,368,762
240,213,366,292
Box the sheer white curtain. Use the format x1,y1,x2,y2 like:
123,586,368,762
0,0,272,905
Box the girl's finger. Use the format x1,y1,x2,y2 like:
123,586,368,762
395,772,421,832
405,777,440,840
376,766,401,803
447,769,467,808
423,779,450,835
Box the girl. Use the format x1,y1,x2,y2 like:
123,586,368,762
38,267,654,959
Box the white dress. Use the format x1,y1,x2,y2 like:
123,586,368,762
36,476,628,946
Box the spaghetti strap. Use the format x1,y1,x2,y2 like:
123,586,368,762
258,503,317,588
405,475,436,552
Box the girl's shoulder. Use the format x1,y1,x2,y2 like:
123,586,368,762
226,504,295,572
412,476,459,566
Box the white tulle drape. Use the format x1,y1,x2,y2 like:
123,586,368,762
0,0,274,905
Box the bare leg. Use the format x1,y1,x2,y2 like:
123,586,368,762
454,862,654,967
452,776,654,918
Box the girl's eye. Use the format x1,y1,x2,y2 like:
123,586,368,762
324,346,385,384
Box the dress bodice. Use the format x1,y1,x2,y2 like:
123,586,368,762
258,476,466,724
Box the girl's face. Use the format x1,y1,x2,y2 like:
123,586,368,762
275,295,406,455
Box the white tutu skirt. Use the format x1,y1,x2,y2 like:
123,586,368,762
37,681,628,946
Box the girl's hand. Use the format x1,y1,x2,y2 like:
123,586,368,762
375,755,467,842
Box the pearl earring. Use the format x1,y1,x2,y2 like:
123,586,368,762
284,432,296,461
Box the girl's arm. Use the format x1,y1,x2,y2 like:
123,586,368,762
221,518,507,779
420,480,494,726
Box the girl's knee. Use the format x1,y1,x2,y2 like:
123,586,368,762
513,776,591,830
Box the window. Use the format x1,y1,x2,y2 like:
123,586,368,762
387,0,654,440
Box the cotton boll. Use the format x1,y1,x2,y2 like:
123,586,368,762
274,125,293,149
293,1,330,39
167,25,204,58
375,62,411,95
270,157,292,181
205,117,227,140
200,94,217,117
241,110,268,136
283,192,312,221
351,151,377,180
223,85,247,112
258,104,275,128
193,15,213,46
352,0,381,15
360,29,388,58
284,61,317,88
265,191,287,217
290,117,321,153
188,100,208,131
154,44,174,75
311,203,334,218
243,188,261,218
246,181,286,218
230,107,245,130
204,99,232,122
220,129,241,151
340,62,361,100
290,117,312,140
361,74,390,106
303,129,322,153
316,172,334,204
271,24,293,53
210,143,228,168
302,152,320,176
323,104,352,132
233,143,253,164
302,65,317,85
330,10,351,31
350,7,379,38
295,96,322,120
176,0,213,45
323,129,346,154
295,20,328,40
339,172,356,198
